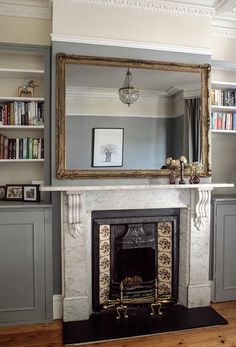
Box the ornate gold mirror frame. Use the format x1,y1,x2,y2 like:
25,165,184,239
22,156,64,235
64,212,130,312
56,53,211,179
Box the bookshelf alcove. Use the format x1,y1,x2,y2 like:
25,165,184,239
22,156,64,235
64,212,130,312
0,44,53,326
0,44,50,188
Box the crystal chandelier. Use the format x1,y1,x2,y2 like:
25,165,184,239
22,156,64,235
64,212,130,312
118,68,139,106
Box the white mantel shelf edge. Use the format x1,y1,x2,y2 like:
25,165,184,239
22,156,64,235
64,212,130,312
40,183,234,191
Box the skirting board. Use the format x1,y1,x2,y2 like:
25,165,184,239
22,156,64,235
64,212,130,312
53,295,63,320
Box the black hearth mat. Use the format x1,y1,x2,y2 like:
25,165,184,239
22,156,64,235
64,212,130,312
63,305,228,345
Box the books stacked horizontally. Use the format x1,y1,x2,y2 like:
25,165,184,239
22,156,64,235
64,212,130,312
0,101,44,126
0,134,44,159
211,89,236,107
211,112,236,130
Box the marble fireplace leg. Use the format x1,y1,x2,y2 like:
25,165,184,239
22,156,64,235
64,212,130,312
187,188,213,308
62,192,91,321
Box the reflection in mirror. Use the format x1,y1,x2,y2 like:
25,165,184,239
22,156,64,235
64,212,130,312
56,55,210,179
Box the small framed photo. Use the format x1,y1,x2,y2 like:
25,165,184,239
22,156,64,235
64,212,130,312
0,186,6,200
5,185,23,201
92,128,124,167
23,185,40,202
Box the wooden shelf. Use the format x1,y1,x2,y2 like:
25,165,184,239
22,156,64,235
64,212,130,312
0,159,44,162
0,96,44,102
211,105,236,111
211,130,236,134
212,81,236,89
0,68,44,78
0,125,44,129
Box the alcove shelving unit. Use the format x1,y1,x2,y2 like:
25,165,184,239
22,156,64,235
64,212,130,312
0,44,52,326
0,44,50,186
211,80,236,134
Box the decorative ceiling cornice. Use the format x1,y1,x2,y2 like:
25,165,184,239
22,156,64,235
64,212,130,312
0,0,51,20
211,25,236,39
215,0,236,16
66,86,172,104
51,0,215,17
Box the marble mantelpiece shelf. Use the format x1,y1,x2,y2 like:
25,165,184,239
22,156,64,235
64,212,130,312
40,183,234,192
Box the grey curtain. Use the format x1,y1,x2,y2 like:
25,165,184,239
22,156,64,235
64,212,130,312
185,98,201,163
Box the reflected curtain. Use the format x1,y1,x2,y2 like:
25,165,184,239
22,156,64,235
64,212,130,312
185,98,201,163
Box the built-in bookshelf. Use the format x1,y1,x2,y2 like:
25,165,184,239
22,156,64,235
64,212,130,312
211,81,236,132
0,44,50,188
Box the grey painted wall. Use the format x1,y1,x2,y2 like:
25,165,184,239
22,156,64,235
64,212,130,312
212,133,236,195
66,116,174,170
171,114,186,159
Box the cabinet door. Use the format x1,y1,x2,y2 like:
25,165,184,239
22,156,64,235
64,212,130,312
214,203,236,301
0,210,47,324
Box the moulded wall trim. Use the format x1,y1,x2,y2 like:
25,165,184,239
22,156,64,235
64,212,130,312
51,33,213,56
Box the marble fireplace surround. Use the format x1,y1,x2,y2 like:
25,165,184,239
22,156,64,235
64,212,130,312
42,183,233,322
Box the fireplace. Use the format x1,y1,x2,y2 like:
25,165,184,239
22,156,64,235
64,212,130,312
38,183,232,322
92,209,179,312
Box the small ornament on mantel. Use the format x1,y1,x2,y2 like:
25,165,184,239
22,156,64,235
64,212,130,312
190,162,202,184
179,156,188,185
166,157,180,184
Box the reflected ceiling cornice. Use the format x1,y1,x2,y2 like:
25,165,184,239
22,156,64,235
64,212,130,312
0,0,51,19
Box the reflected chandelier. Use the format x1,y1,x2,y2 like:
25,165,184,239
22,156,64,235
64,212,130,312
118,68,139,106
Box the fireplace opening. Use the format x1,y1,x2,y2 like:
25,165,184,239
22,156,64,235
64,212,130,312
92,209,179,312
115,247,155,282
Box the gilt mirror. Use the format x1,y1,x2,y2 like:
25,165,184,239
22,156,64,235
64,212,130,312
56,54,211,179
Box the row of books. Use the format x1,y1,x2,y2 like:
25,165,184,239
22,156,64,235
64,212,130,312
211,112,236,130
211,89,236,107
0,101,44,126
0,134,44,159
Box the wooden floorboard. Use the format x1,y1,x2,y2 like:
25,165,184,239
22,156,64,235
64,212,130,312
0,302,235,347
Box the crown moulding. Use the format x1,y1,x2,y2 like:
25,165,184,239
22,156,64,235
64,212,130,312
51,0,215,17
211,26,236,39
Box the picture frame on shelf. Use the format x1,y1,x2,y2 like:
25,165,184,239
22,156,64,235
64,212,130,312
5,185,23,201
23,184,40,202
92,128,124,167
0,186,6,200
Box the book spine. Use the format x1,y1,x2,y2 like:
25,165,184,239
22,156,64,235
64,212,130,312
32,138,38,159
19,138,23,159
28,138,33,159
23,138,28,159
3,136,8,159
0,134,4,159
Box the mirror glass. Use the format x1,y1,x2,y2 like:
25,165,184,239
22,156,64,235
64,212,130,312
56,55,210,179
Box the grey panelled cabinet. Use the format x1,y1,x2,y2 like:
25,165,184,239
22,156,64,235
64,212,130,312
212,196,236,302
0,204,52,325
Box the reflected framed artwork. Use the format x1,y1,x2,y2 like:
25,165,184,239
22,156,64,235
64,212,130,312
92,128,124,167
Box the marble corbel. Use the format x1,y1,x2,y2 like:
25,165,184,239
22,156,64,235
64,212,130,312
66,192,84,238
194,187,213,230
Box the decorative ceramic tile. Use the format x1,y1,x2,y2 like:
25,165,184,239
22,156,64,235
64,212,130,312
158,252,172,267
158,282,172,296
158,222,172,237
99,225,110,304
157,237,172,252
158,266,172,281
157,222,173,297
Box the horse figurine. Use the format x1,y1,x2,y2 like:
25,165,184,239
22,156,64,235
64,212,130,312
18,80,39,97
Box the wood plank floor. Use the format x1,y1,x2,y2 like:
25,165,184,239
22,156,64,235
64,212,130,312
0,302,235,347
